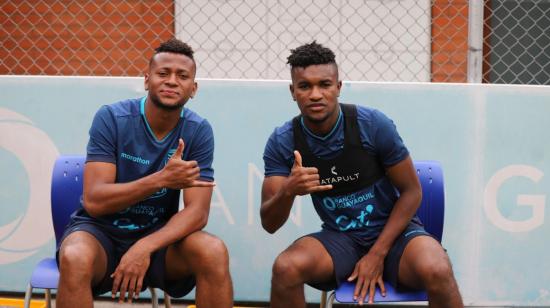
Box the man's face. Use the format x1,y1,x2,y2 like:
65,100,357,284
290,63,342,129
144,52,197,110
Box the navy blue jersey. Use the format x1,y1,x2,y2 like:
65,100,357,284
74,97,214,236
263,104,412,245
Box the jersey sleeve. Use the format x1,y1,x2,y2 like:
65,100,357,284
86,105,117,164
187,119,215,181
371,109,409,167
263,129,293,177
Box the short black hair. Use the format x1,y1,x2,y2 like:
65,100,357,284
150,38,194,65
287,41,336,69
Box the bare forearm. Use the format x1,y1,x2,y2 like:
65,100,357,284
260,189,296,233
135,207,208,253
84,171,165,217
370,190,421,257
260,166,331,233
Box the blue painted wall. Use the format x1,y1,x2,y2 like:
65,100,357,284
1,76,549,305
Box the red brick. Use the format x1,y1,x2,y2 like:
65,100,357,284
35,37,50,49
11,12,26,24
110,66,124,75
19,37,33,50
66,3,80,15
43,64,59,75
12,64,26,74
100,39,115,50
50,2,65,14
126,12,140,24
35,55,50,68
83,2,100,14
58,13,74,24
17,2,33,15
135,38,148,50
114,1,133,14
51,55,66,67
0,64,10,74
34,1,50,14
19,56,34,67
2,54,18,67
99,2,116,14
75,11,90,24
1,2,17,14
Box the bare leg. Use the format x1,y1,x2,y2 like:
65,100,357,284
398,236,464,308
270,236,334,308
165,231,233,308
56,231,108,308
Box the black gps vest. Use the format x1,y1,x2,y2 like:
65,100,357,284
292,103,385,198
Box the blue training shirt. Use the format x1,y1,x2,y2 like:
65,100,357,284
263,104,411,245
74,97,214,236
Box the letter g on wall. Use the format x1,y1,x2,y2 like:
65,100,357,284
0,108,59,264
484,165,545,232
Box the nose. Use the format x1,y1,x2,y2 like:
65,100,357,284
165,73,178,85
309,86,322,101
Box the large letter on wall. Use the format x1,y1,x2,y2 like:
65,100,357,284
484,165,545,232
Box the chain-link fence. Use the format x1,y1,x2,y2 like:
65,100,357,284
177,0,436,82
484,0,550,84
1,0,549,84
0,0,173,76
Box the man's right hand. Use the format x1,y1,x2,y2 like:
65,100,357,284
284,150,332,196
160,138,215,189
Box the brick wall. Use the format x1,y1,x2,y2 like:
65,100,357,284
0,1,174,76
431,0,469,82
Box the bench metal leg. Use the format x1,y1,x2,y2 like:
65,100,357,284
326,291,335,308
23,284,32,308
45,289,52,308
164,292,172,308
150,287,159,308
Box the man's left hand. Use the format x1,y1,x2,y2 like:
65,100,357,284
347,251,386,304
110,244,151,303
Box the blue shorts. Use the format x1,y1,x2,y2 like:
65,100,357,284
307,221,436,291
56,221,195,298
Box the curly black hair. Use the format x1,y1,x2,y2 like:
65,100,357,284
150,38,194,65
287,41,336,68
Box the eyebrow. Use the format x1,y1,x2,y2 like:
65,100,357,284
155,66,190,73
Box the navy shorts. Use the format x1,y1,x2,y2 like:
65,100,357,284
307,221,436,291
56,221,196,298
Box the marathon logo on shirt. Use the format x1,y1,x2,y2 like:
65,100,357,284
120,152,150,165
320,165,360,185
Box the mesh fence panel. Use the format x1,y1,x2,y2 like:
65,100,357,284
0,0,174,76
176,0,435,81
484,0,550,84
432,0,469,82
1,0,549,84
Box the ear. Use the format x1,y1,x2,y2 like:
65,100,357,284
144,73,149,91
190,81,198,98
336,80,342,97
289,83,296,101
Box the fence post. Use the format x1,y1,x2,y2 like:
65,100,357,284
467,0,484,83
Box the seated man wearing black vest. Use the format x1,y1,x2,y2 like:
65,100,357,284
260,41,463,307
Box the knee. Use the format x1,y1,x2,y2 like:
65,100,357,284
58,244,96,279
271,253,303,286
195,234,229,263
418,256,455,292
181,233,229,273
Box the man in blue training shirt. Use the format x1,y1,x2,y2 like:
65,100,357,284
261,42,463,307
56,39,233,308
